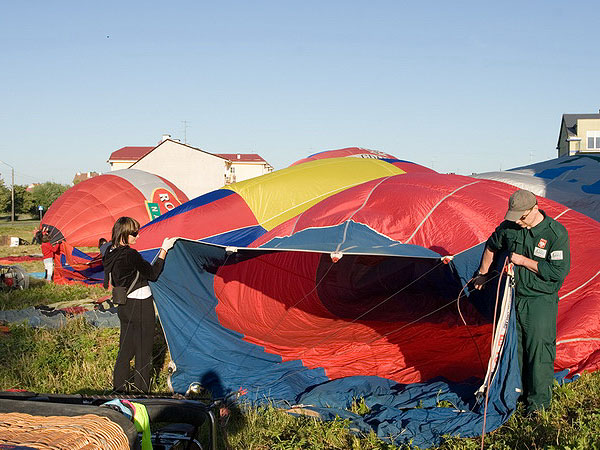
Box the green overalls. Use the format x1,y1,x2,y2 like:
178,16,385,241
487,211,570,413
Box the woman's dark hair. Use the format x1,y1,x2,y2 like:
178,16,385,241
111,217,140,247
41,234,50,243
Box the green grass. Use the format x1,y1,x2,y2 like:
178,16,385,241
0,279,108,310
0,244,41,258
225,403,397,449
439,373,600,449
0,319,118,393
0,219,40,241
0,319,170,395
0,220,44,274
1,308,600,449
0,220,106,310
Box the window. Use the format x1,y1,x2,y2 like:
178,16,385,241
587,131,600,150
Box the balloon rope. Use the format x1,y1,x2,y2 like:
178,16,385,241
480,257,509,450
243,258,454,395
246,266,501,398
221,255,339,397
292,258,446,358
456,275,493,376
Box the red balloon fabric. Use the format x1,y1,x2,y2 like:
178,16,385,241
42,169,188,247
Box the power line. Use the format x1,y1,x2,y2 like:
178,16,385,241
0,168,64,185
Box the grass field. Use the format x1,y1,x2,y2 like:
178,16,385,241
1,220,599,449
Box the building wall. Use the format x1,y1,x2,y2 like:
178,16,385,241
231,163,273,182
131,140,229,198
110,160,135,171
577,119,600,153
558,125,569,157
558,118,600,156
568,135,581,155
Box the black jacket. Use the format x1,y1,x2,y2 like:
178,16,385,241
103,245,165,291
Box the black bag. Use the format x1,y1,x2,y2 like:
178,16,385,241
109,271,140,305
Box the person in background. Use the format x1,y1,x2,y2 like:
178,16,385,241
32,229,43,245
98,237,111,257
103,216,177,393
40,234,60,281
474,189,570,415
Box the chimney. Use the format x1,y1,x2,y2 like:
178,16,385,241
160,134,171,143
237,154,241,159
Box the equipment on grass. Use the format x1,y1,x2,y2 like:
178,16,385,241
0,390,216,450
0,265,29,290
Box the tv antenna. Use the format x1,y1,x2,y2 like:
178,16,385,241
182,120,190,144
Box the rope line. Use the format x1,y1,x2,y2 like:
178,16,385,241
224,257,338,386
335,176,396,252
480,257,509,450
405,181,481,244
242,271,503,398
290,259,446,359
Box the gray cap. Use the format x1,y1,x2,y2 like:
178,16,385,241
505,189,537,221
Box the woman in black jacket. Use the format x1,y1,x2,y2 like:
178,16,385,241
103,216,176,393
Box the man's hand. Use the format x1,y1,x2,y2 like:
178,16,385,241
510,252,539,274
510,252,525,265
473,272,489,290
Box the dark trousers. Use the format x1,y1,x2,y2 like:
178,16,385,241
515,294,558,413
114,297,155,393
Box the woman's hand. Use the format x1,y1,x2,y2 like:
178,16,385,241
161,237,178,252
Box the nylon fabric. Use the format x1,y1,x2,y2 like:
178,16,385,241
45,150,600,446
223,157,405,230
42,170,188,248
131,402,152,450
150,238,521,448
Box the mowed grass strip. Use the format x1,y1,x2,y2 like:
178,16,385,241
0,279,108,310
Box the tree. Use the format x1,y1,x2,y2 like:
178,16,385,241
0,179,10,214
28,182,69,216
13,185,34,215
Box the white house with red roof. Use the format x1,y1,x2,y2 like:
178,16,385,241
214,153,273,183
108,146,154,171
107,137,273,198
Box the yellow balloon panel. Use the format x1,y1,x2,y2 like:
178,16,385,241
223,157,405,231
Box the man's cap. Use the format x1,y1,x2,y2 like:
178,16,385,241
505,189,537,221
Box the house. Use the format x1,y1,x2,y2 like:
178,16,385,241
128,139,231,198
108,146,154,171
557,111,600,157
72,171,100,185
214,153,273,183
107,136,273,198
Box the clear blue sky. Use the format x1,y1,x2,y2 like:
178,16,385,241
1,0,598,186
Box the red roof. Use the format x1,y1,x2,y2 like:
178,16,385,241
214,153,268,163
109,146,154,161
72,172,100,184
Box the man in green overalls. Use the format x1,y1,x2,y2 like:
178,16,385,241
474,189,570,415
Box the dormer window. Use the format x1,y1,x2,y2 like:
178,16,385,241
587,131,600,150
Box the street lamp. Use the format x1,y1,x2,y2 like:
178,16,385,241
0,160,15,222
